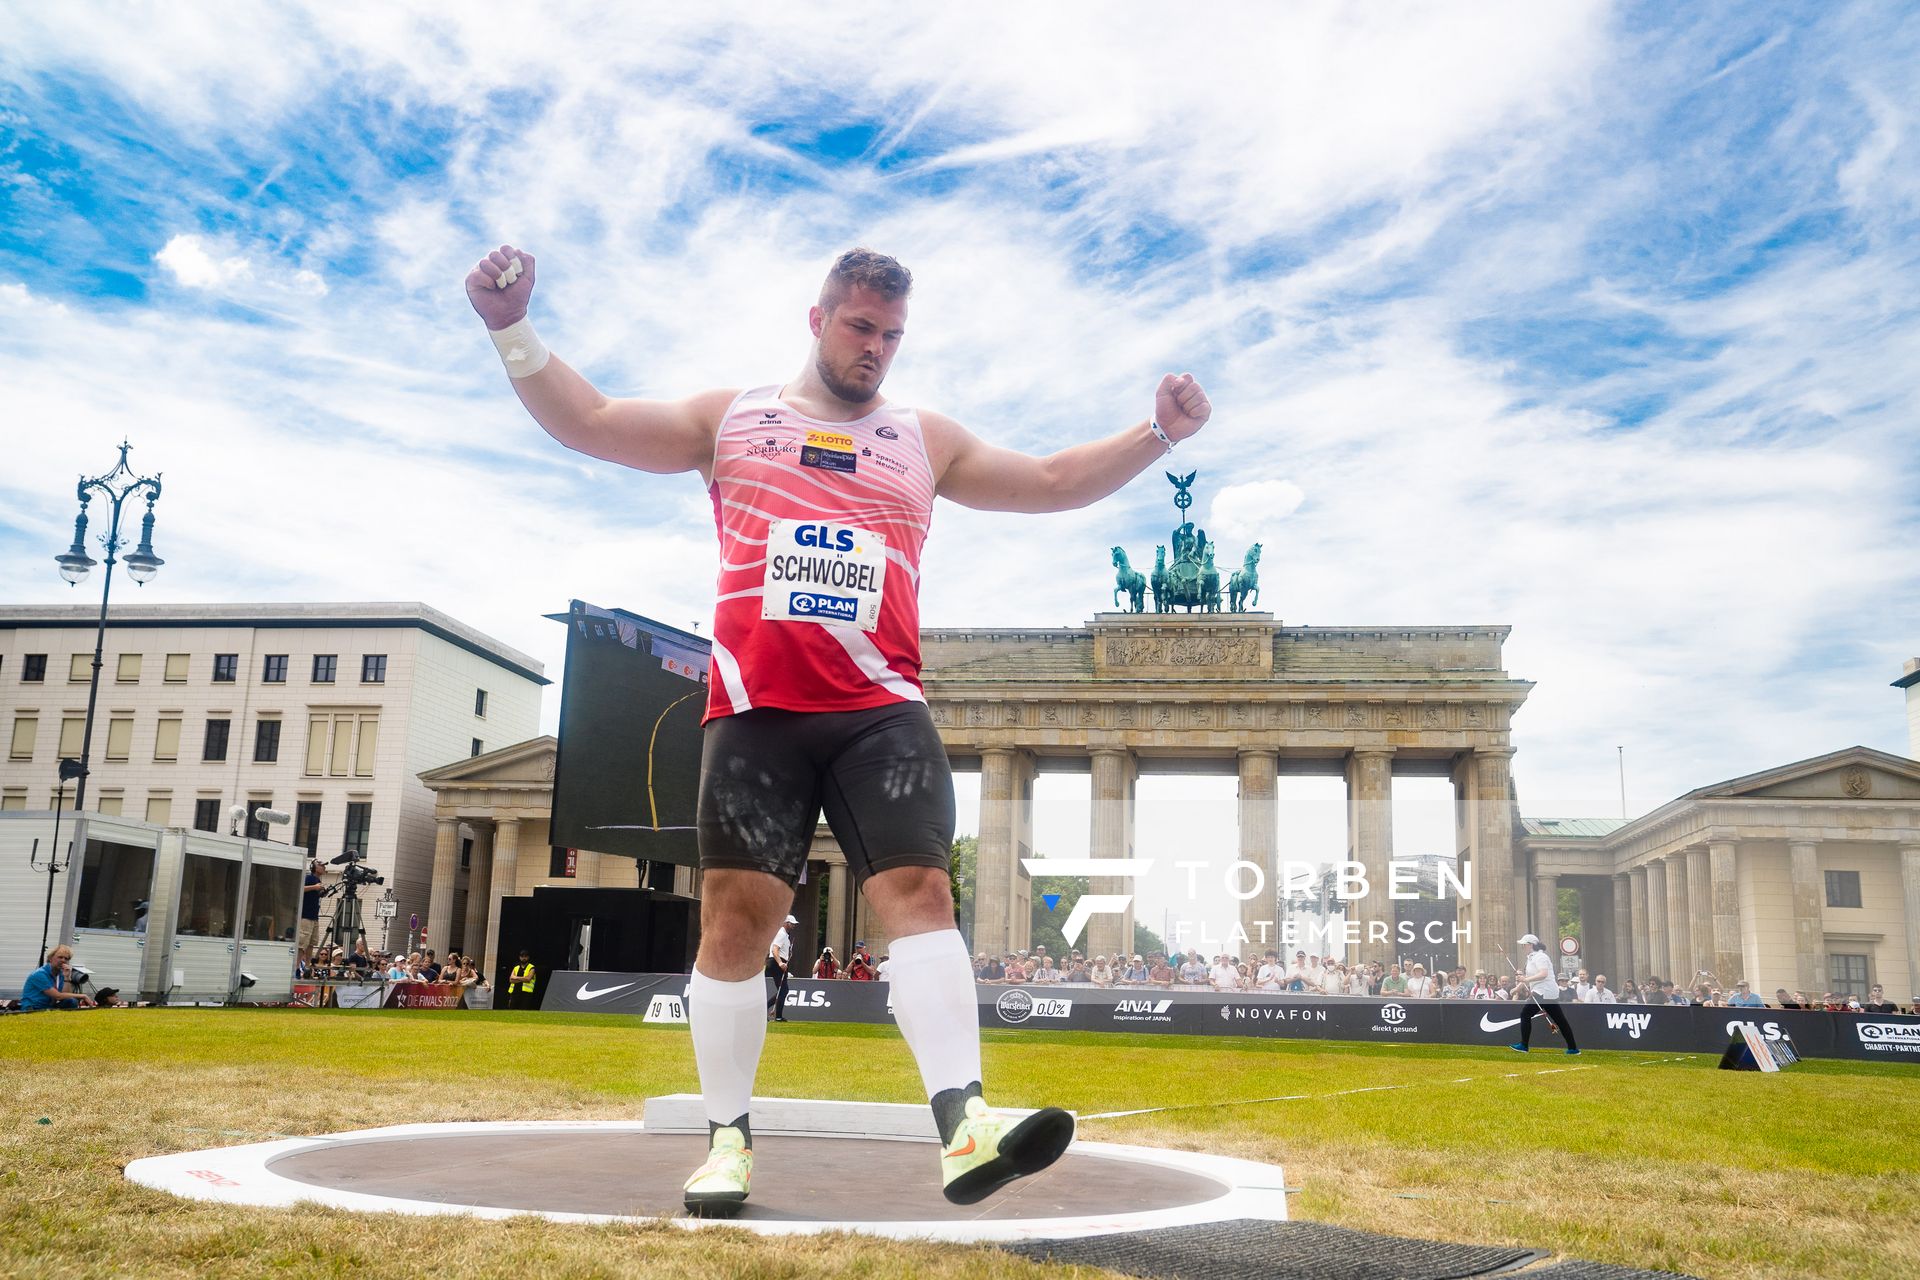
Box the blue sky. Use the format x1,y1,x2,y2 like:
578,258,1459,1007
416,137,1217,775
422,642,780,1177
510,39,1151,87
3,2,1916,937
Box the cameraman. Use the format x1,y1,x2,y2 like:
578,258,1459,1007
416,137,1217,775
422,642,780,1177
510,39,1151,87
300,859,326,952
22,945,95,1011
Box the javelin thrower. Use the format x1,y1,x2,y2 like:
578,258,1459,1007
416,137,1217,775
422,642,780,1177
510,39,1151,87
1497,934,1581,1055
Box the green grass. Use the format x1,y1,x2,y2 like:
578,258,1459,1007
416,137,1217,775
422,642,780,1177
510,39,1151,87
3,1009,1917,1278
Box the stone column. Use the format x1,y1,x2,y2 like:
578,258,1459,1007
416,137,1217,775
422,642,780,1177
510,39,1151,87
1645,859,1669,983
1237,749,1279,953
1628,866,1650,982
974,749,1017,958
1687,846,1713,983
1610,874,1632,984
1346,747,1395,967
1789,840,1826,996
482,816,520,983
425,817,461,957
825,862,851,962
1664,854,1692,991
1709,840,1743,988
461,823,493,957
1088,748,1136,962
1533,874,1558,947
1901,845,1920,1005
1469,750,1514,975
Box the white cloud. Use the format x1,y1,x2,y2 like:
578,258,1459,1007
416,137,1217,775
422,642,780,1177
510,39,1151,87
1209,480,1306,548
153,233,328,298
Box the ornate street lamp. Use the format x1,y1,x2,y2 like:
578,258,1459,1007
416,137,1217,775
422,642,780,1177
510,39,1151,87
49,441,162,950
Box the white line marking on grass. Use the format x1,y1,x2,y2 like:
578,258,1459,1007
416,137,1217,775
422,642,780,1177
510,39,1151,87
1078,1065,1592,1122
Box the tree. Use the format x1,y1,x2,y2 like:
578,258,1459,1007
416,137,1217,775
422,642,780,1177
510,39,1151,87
1133,921,1166,958
948,835,978,946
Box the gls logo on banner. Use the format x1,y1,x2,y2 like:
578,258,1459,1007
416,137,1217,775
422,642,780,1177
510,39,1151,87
995,990,1073,1024
788,591,860,623
1725,1018,1791,1043
784,989,832,1009
1606,1011,1654,1039
793,524,856,551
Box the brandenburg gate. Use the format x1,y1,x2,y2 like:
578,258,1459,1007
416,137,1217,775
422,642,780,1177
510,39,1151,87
920,615,1533,971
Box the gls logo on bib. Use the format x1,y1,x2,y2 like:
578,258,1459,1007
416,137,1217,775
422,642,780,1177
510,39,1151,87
763,519,887,632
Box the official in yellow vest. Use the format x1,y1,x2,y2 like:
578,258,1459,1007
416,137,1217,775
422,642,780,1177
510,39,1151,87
508,950,538,1010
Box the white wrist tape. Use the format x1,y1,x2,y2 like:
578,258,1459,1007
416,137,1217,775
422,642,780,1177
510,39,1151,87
1148,418,1175,452
487,316,550,379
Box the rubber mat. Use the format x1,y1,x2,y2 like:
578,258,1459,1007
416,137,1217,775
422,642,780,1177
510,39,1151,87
1002,1219,1543,1279
1520,1263,1699,1279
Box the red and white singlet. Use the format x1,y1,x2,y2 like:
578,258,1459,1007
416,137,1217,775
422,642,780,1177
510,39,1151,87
705,385,935,721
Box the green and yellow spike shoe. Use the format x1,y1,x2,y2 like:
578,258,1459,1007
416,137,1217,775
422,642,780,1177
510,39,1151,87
682,1126,752,1218
939,1097,1076,1205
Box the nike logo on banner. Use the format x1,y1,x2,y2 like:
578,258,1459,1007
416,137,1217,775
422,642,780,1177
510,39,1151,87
1480,1014,1524,1033
577,982,637,1001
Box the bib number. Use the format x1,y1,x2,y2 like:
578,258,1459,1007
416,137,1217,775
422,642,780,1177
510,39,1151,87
762,519,888,632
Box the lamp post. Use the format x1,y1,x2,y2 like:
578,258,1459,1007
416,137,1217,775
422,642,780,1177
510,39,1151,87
52,440,163,947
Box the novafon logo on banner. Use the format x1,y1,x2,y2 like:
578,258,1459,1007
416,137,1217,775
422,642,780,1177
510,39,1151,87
1219,1004,1329,1023
1606,1011,1653,1039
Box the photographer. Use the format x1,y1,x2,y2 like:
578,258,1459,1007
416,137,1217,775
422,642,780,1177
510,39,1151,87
21,946,95,1011
300,859,326,952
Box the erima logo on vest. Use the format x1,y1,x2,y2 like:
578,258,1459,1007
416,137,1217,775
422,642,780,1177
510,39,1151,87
793,523,856,551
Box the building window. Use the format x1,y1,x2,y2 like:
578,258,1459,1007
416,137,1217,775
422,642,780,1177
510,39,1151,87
203,717,231,762
116,653,142,683
193,798,222,833
96,793,123,816
2,792,26,811
460,836,473,870
471,738,483,757
1824,870,1862,909
59,717,85,758
294,801,322,854
105,716,133,762
342,801,372,859
9,716,35,761
312,654,336,683
245,798,274,840
262,654,288,683
1830,952,1870,999
355,716,378,776
154,716,181,762
145,794,171,825
254,719,282,763
475,688,488,717
22,653,47,683
164,653,189,682
361,654,387,683
69,653,91,682
212,653,238,683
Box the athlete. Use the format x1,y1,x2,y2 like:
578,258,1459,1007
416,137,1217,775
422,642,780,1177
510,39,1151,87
1507,934,1581,1055
466,243,1212,1217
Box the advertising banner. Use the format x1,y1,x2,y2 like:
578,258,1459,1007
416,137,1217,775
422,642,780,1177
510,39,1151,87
383,981,466,1010
533,971,1917,1062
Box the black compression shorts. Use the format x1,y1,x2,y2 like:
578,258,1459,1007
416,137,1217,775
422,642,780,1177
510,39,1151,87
696,702,956,885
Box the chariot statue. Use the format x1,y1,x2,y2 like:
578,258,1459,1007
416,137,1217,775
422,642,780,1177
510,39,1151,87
1108,470,1266,614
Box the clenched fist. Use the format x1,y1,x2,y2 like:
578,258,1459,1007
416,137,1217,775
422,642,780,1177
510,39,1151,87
1154,373,1212,443
464,244,538,331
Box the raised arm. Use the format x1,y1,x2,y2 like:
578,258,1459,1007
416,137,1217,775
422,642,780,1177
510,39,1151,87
465,244,735,481
927,373,1212,513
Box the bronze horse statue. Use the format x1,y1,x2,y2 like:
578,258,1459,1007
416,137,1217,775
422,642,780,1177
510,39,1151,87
1228,542,1262,611
1111,546,1147,612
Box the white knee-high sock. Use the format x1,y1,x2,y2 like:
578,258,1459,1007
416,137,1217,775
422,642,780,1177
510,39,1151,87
886,928,983,1100
689,967,768,1132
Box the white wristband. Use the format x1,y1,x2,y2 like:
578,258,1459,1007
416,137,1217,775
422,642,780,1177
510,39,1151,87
1148,418,1175,453
487,317,551,379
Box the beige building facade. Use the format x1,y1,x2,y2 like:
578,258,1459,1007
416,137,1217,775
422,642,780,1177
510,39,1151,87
0,602,546,948
1523,747,1920,1001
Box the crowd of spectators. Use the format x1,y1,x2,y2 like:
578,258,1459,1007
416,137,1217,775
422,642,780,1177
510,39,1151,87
295,943,487,989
